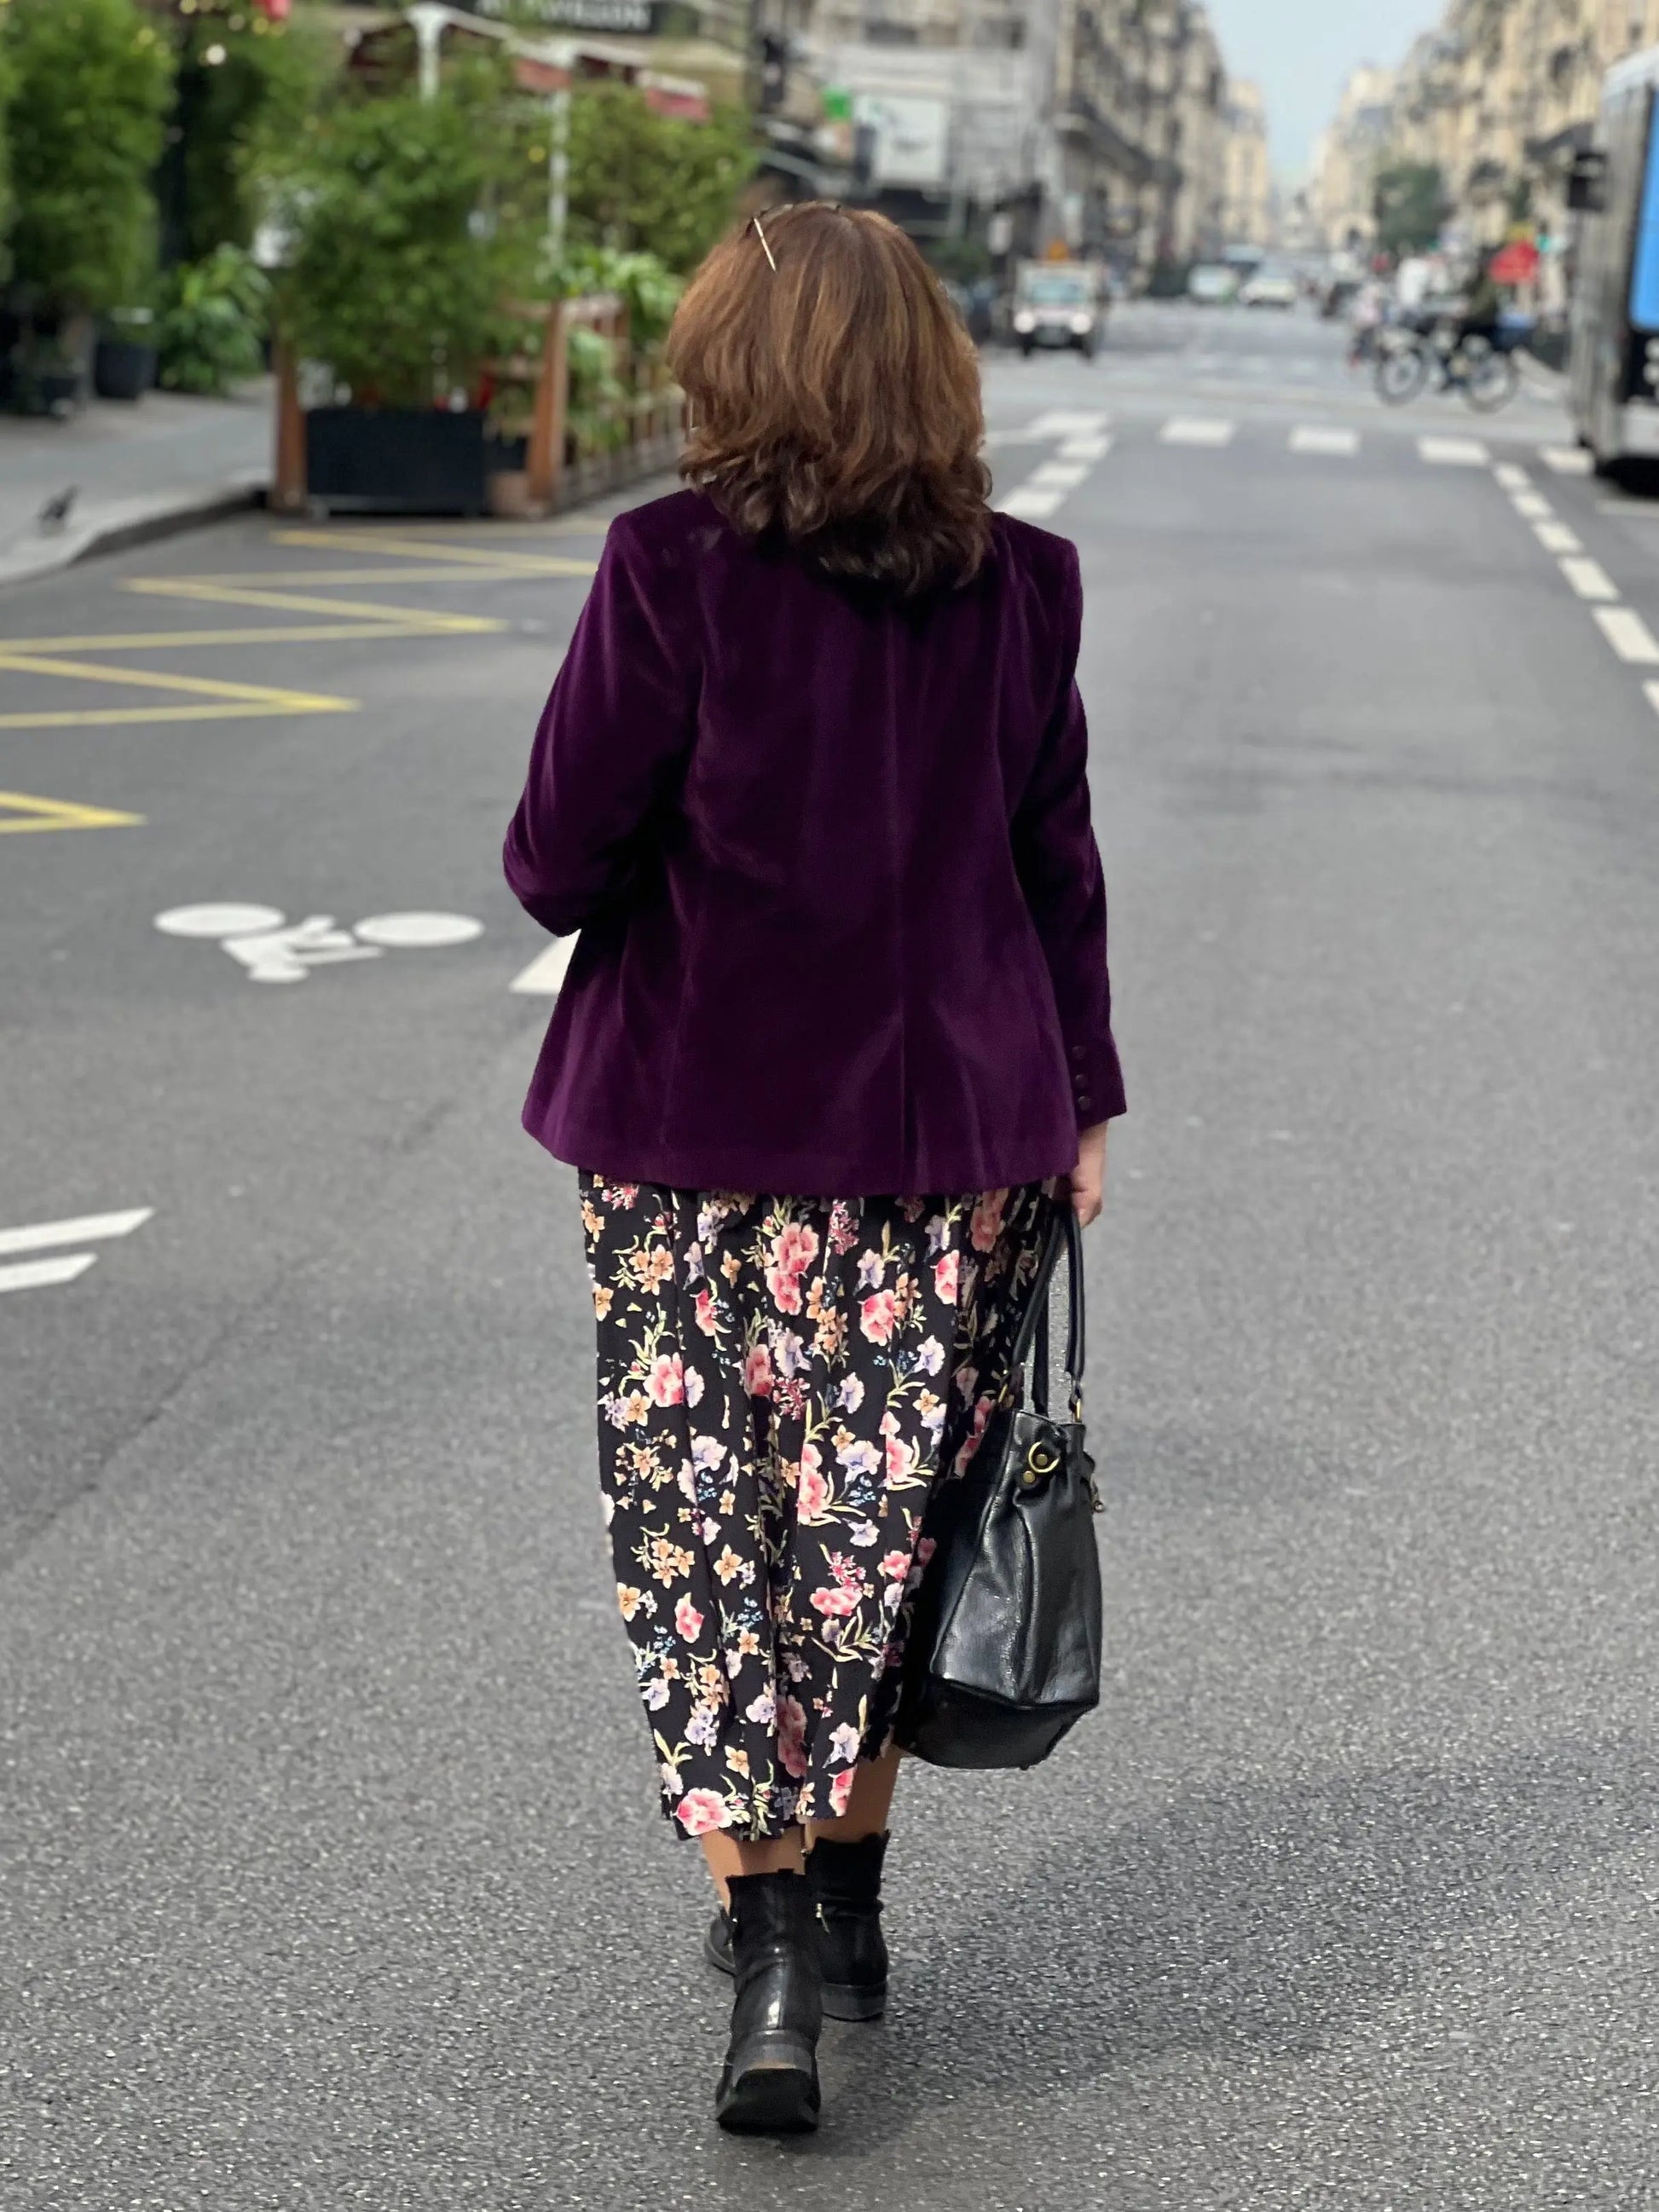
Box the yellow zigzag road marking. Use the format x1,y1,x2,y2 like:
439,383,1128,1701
0,789,144,832
123,578,507,632
0,651,356,730
5,624,495,653
269,528,598,577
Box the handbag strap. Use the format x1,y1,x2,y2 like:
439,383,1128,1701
1012,1199,1086,1418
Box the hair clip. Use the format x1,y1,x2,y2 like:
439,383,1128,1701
749,211,778,271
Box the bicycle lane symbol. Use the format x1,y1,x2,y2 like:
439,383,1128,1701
154,904,483,984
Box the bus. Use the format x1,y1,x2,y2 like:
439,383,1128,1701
1568,43,1659,474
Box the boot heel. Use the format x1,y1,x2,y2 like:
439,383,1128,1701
716,2033,821,2133
822,1977,887,2023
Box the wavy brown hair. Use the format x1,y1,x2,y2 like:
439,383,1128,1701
667,203,992,599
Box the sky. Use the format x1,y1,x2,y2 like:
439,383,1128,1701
1203,0,1444,178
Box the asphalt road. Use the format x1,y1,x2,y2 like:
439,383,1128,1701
5,302,1659,2209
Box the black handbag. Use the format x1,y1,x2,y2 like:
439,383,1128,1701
899,1203,1103,1770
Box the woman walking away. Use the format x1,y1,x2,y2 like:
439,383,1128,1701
504,202,1125,2135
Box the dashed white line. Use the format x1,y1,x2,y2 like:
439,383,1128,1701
1419,436,1490,466
1595,606,1659,662
1644,680,1659,719
1560,556,1619,602
997,485,1066,520
1493,464,1532,491
1160,417,1235,446
1057,434,1113,461
1511,492,1554,520
1288,426,1359,456
1535,521,1583,554
1028,459,1091,490
510,939,577,995
0,1253,100,1296
1539,446,1594,475
1022,410,1110,439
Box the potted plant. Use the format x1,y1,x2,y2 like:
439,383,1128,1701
95,305,159,402
271,62,541,514
1,0,173,413
156,245,269,395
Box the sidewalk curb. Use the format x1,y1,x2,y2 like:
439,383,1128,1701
0,477,267,592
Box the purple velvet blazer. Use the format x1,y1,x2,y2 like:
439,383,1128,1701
504,488,1124,1195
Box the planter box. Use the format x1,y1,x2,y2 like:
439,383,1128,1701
305,405,498,516
94,336,159,402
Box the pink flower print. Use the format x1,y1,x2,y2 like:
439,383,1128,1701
905,1534,937,1592
743,1343,773,1398
683,1364,705,1408
809,1583,860,1617
933,1250,960,1304
777,1695,810,1778
969,1189,1008,1252
827,1768,857,1816
743,1688,776,1725
673,1788,732,1837
954,1391,997,1472
856,1248,885,1290
828,1200,858,1255
646,1353,685,1406
674,1593,704,1643
771,1221,821,1278
692,1286,719,1336
884,1433,914,1483
797,1447,830,1522
765,1263,804,1314
878,1549,911,1581
859,1289,898,1343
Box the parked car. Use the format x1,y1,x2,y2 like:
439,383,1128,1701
1188,263,1239,304
1240,264,1298,309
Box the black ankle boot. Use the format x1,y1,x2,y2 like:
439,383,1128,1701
809,1833,889,2022
714,1871,822,2134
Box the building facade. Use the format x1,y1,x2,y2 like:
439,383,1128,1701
1221,78,1272,248
1309,63,1395,253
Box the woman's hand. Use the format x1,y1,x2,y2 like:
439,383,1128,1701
1071,1122,1108,1227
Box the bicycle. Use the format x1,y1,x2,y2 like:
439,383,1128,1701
1373,321,1522,413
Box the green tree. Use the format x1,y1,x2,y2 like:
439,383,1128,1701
3,0,175,311
273,62,543,409
565,84,754,272
160,3,336,265
1373,160,1445,259
0,26,14,285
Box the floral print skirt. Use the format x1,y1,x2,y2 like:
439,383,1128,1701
579,1175,1055,1841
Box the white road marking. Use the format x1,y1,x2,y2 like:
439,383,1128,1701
1160,417,1235,446
1057,434,1113,461
1493,464,1532,491
1288,426,1359,455
0,1207,153,1258
1595,607,1659,661
1028,460,1091,490
1535,521,1583,554
1511,492,1554,520
155,902,286,939
0,1253,99,1296
1560,556,1619,602
1022,410,1110,439
1645,680,1659,719
353,911,484,949
1419,436,1490,465
511,939,577,996
997,485,1066,519
1539,446,1593,475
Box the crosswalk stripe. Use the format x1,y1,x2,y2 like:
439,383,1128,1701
998,485,1066,519
0,1207,153,1258
1057,434,1113,461
1419,436,1490,465
1160,417,1235,446
1022,410,1110,439
1539,446,1593,475
1561,557,1619,601
1288,426,1358,456
1535,521,1583,554
1512,492,1554,520
510,939,577,996
1596,607,1659,661
1494,464,1532,490
0,1253,100,1296
1029,460,1091,490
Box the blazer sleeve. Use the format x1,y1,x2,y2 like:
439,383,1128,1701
1011,543,1127,1127
503,517,696,938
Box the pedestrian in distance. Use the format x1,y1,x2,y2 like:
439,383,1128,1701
504,200,1125,2137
